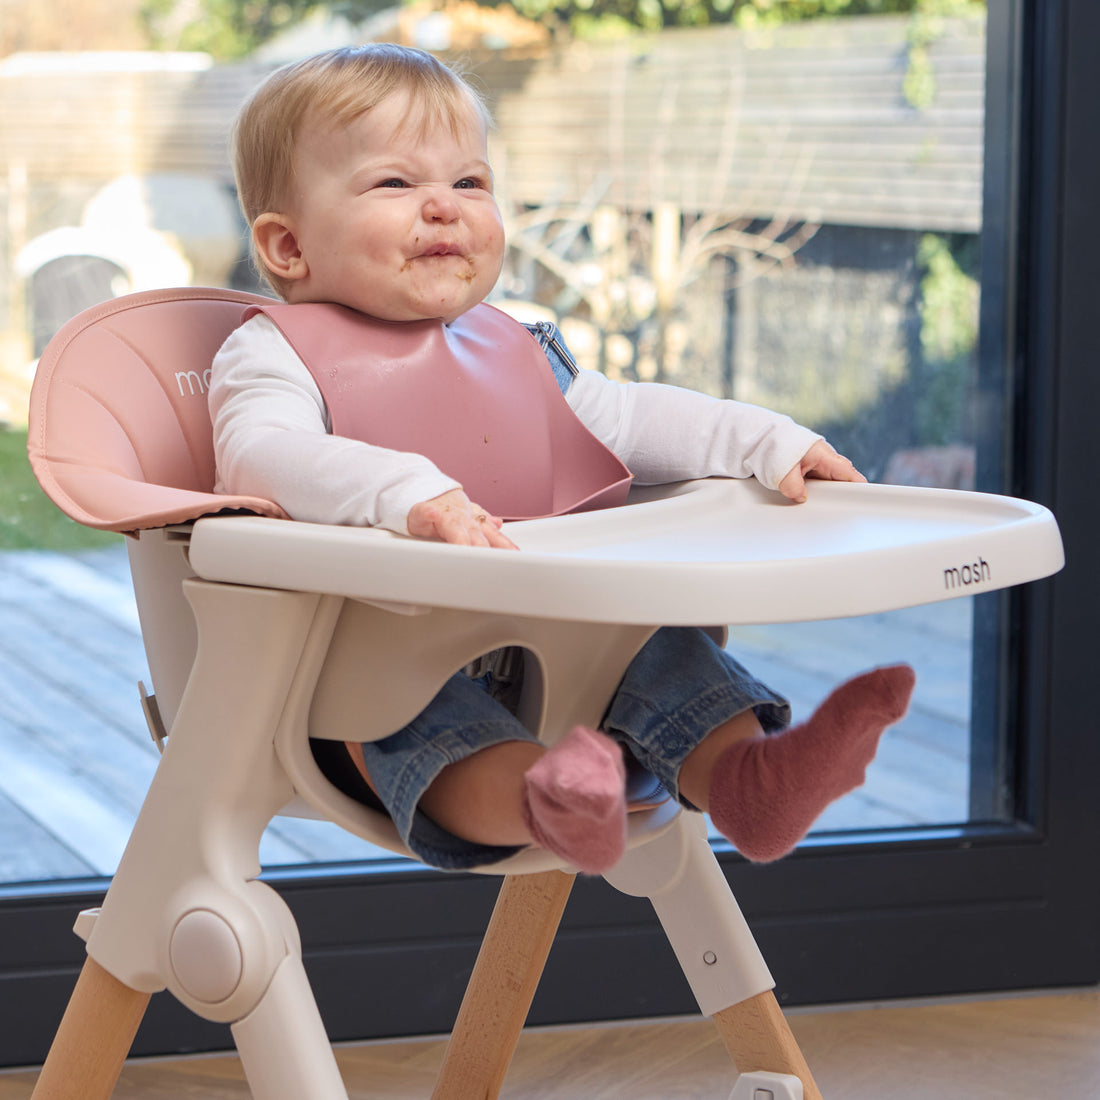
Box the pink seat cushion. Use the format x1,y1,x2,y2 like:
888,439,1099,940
28,287,287,533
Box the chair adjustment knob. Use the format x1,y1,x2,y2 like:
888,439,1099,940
169,909,244,1005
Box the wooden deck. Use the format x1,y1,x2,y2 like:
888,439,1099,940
0,544,971,886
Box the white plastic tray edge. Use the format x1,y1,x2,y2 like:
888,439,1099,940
186,479,1064,626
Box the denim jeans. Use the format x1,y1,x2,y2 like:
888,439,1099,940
355,626,790,870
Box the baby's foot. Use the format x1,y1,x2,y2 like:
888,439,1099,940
708,664,915,863
522,725,628,874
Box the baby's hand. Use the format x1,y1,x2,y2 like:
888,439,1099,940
407,488,517,549
778,440,866,503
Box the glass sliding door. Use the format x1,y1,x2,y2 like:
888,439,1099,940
0,0,999,883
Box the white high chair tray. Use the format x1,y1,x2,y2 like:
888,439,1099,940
186,478,1063,626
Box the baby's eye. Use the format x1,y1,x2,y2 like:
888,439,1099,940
454,177,484,190
378,178,408,189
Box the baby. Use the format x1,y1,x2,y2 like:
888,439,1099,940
210,44,914,874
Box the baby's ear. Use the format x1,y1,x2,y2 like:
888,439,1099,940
253,213,307,282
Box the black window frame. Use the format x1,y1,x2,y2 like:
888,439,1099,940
1,0,1097,1065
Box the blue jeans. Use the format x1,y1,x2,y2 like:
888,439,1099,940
353,626,790,870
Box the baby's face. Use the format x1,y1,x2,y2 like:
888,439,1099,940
282,90,505,324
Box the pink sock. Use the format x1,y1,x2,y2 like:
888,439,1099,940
522,725,628,874
708,664,916,863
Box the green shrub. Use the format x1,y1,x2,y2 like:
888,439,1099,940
0,429,120,550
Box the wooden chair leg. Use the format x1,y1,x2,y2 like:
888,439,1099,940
31,956,151,1100
713,989,823,1100
431,870,575,1100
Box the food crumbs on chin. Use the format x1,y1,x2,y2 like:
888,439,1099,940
484,434,490,443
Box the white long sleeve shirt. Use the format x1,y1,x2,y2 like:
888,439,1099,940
209,313,823,535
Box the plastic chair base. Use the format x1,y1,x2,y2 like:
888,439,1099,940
729,1069,806,1099
232,953,350,1099
30,914,821,1100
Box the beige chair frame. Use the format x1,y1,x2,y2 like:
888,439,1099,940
25,288,1063,1100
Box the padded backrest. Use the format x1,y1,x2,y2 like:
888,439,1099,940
28,287,288,533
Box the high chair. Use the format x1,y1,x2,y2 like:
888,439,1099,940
26,287,1064,1100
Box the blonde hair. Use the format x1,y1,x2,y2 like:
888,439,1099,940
231,44,491,295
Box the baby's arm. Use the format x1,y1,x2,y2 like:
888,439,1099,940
565,370,860,496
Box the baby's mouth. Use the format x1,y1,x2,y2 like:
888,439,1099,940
419,243,465,258
401,245,476,276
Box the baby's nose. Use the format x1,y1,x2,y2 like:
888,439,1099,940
421,185,461,221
